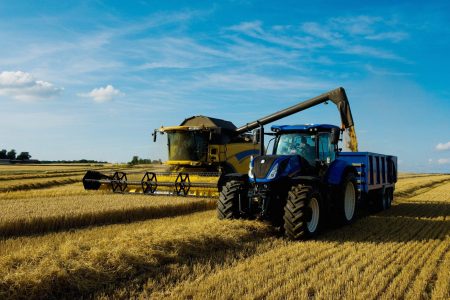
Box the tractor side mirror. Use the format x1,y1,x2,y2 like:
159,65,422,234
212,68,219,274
331,128,340,144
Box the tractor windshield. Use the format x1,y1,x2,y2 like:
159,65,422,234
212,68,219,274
167,131,209,162
275,133,316,165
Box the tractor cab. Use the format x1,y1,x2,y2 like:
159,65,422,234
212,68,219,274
271,124,340,165
248,124,341,183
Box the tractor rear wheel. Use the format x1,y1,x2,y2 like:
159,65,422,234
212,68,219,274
337,173,357,224
217,180,244,219
283,184,321,240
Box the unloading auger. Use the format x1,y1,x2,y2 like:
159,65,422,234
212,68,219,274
82,87,357,197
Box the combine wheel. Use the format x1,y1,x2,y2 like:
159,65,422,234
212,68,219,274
337,173,357,224
217,180,245,219
283,185,321,240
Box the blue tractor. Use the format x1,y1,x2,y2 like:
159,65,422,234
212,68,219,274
217,88,397,240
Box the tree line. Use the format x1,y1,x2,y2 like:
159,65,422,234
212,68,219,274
0,149,31,160
129,156,162,165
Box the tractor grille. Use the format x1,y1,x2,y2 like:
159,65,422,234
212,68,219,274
252,156,279,179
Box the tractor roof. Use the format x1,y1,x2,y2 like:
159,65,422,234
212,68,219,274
271,124,340,133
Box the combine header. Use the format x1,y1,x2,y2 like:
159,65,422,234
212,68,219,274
83,170,219,196
83,87,358,197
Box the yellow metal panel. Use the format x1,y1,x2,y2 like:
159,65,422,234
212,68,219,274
224,143,259,174
166,160,203,166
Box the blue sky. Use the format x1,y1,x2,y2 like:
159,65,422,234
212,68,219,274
0,0,449,172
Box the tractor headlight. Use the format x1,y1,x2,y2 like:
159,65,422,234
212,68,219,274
267,163,279,179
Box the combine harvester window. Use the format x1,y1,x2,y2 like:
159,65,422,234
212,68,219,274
168,132,208,161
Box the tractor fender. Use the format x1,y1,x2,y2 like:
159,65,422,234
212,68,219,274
218,173,248,190
326,159,357,186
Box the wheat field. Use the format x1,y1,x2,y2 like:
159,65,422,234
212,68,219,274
0,165,448,299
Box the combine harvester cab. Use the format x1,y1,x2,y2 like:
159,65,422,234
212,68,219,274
83,116,259,197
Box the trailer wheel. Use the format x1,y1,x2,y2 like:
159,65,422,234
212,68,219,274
217,180,244,220
371,189,390,212
283,185,321,240
387,189,393,208
337,173,357,224
383,189,392,209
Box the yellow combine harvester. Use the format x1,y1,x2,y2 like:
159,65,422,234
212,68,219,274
83,87,357,197
83,116,259,196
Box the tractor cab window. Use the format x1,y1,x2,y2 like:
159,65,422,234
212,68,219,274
167,131,208,162
318,133,335,163
275,133,316,165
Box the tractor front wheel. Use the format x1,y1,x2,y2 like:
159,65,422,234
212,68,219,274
217,180,244,219
283,185,321,240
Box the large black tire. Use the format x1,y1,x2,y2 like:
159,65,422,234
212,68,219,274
370,188,392,212
381,188,393,210
337,173,357,224
217,180,244,219
283,185,321,240
386,189,393,209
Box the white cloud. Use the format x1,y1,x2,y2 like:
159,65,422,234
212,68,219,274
0,71,62,101
228,21,263,34
229,18,403,61
198,72,329,91
437,158,450,164
138,61,190,70
365,64,412,76
436,141,450,151
80,85,122,103
365,31,409,42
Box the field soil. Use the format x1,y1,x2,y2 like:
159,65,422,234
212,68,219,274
0,165,448,299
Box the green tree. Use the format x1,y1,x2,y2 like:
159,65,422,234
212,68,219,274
0,149,6,159
6,149,16,160
130,155,139,165
17,152,31,160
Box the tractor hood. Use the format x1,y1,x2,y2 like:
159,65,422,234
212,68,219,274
249,155,302,183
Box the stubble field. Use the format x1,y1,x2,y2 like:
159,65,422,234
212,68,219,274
0,164,448,299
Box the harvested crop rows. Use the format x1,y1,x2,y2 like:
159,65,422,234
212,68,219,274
0,165,448,299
